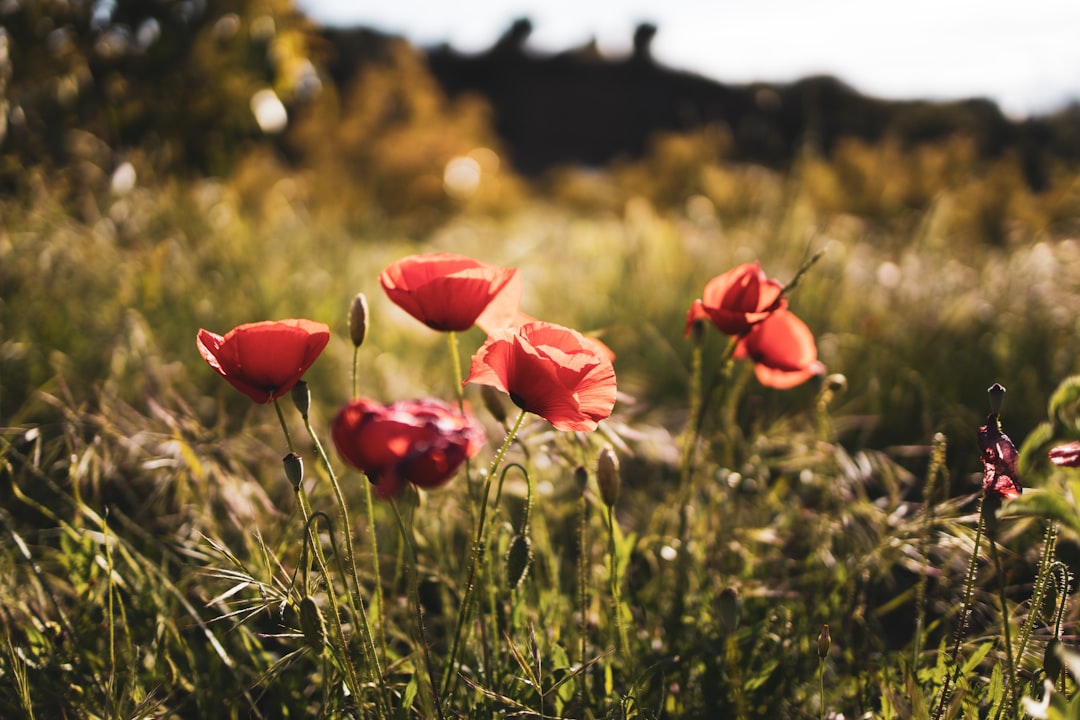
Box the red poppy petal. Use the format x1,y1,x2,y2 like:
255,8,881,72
743,310,819,371
1049,441,1080,467
754,361,825,389
476,272,525,333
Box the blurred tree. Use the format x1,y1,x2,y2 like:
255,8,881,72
0,0,320,194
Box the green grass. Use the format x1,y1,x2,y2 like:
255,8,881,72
3,139,1080,718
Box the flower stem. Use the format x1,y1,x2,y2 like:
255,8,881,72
390,497,446,720
607,504,629,665
301,412,385,685
996,521,1058,718
448,330,466,412
988,535,1016,704
441,408,528,700
933,494,986,720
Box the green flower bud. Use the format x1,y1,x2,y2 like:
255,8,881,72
574,465,589,495
291,380,310,420
505,533,533,589
283,452,304,491
717,586,741,633
597,447,621,508
818,624,831,659
299,596,327,652
349,292,369,348
481,384,507,424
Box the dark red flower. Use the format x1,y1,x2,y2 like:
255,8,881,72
380,252,519,332
465,321,617,432
1049,441,1080,467
733,309,824,389
685,262,786,337
197,319,330,403
331,398,485,499
978,413,1022,499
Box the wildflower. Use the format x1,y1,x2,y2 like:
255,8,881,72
978,412,1022,499
1049,441,1080,467
331,398,485,499
196,319,330,403
464,321,617,432
685,262,786,337
734,309,825,389
379,252,518,332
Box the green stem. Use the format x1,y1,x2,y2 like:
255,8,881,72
818,656,825,720
607,505,629,663
301,413,385,686
988,536,1016,705
295,496,366,706
352,346,360,400
997,521,1058,717
274,398,295,453
390,497,446,720
933,495,986,720
441,409,528,700
448,330,466,412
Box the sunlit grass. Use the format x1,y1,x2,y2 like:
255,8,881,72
3,135,1080,717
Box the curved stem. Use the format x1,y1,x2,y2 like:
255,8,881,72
301,414,384,685
441,408,528,700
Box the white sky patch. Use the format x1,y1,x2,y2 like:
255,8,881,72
295,0,1080,117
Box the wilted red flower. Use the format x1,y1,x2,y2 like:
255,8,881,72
380,252,519,332
197,319,330,403
685,262,786,337
978,413,1022,499
1049,441,1080,467
331,398,485,499
465,321,617,432
733,309,824,389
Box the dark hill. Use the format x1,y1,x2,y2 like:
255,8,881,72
323,20,1080,190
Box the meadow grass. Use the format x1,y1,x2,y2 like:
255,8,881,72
2,138,1080,718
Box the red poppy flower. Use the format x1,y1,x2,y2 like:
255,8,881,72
464,321,617,432
685,262,786,337
380,252,519,332
197,319,331,403
331,398,485,499
476,277,617,363
979,413,1022,499
1049,440,1080,467
733,309,824,389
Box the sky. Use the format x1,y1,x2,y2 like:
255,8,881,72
294,0,1080,118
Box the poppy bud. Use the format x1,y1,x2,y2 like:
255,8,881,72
597,447,621,508
817,624,831,659
481,384,507,424
283,452,304,490
717,586,741,632
988,383,1006,416
573,465,589,495
348,293,369,348
1044,638,1063,681
291,380,310,420
506,533,533,589
299,596,327,652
